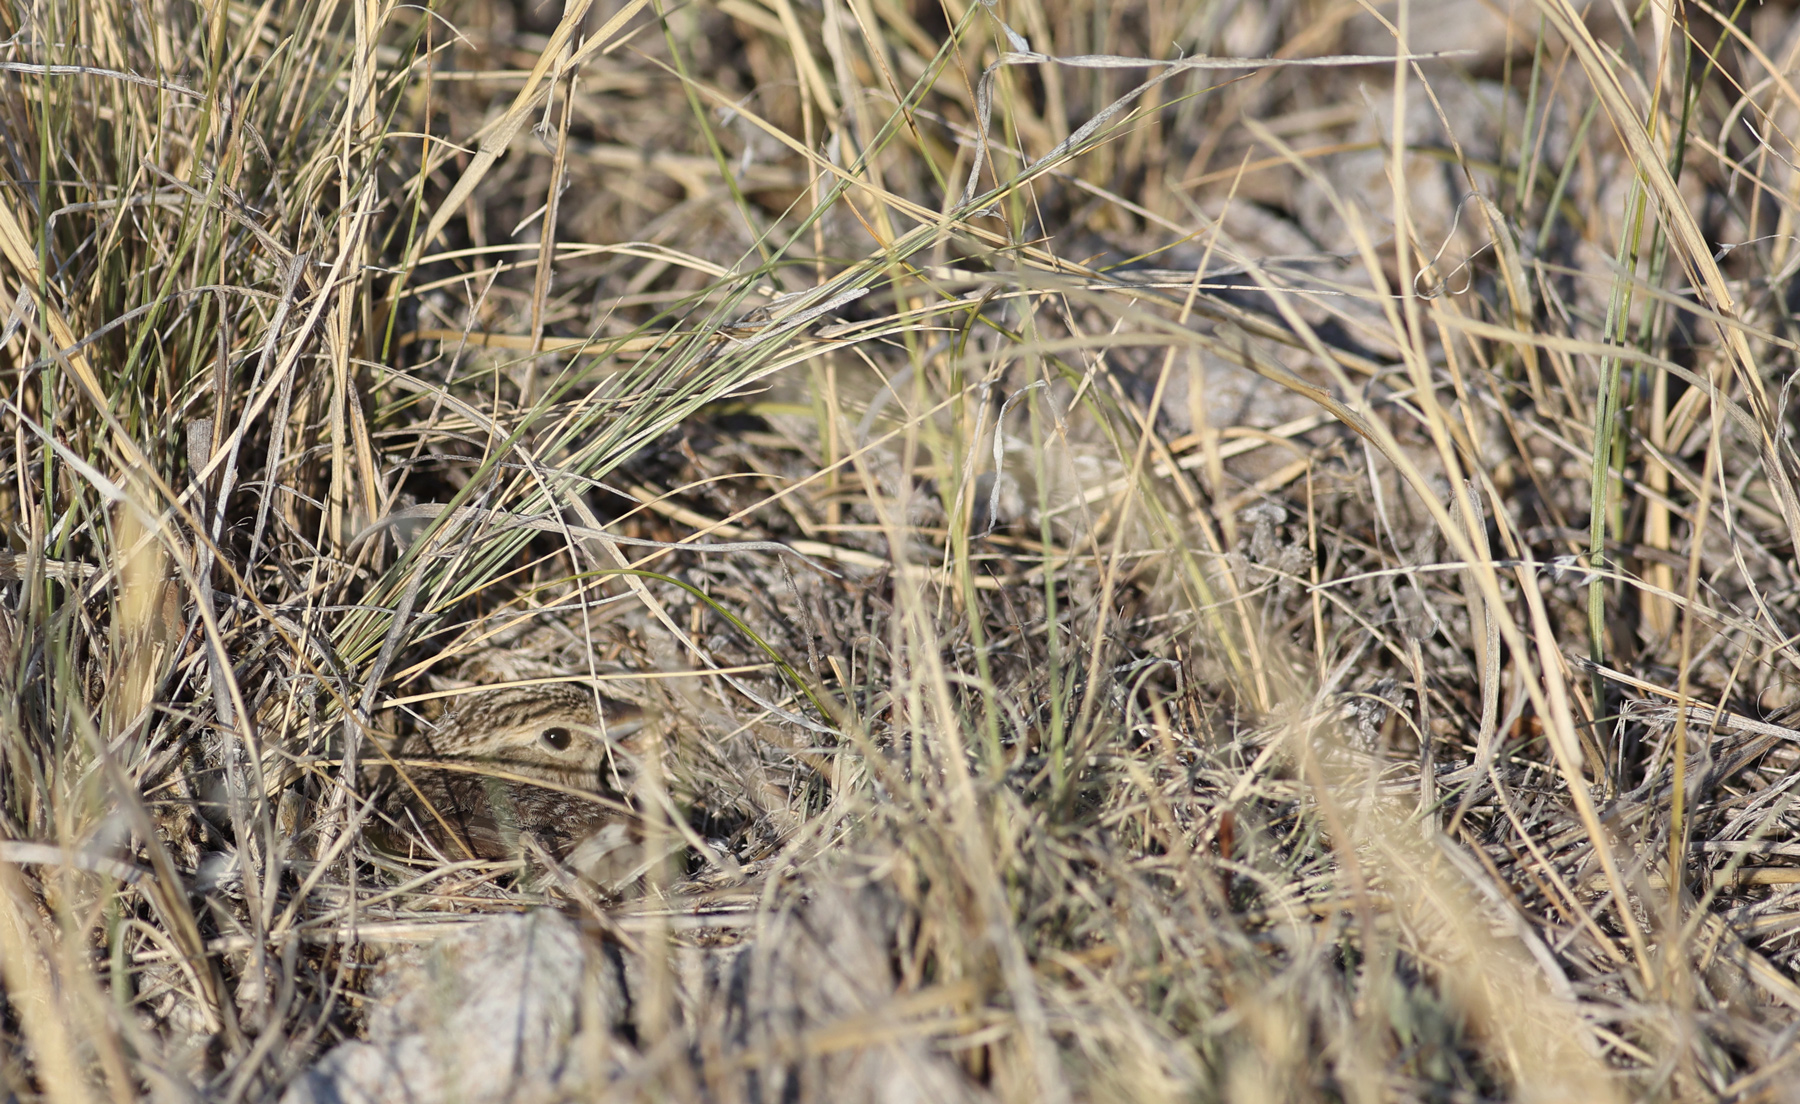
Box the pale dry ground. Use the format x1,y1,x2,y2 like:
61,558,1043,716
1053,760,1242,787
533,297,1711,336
4,0,1800,1100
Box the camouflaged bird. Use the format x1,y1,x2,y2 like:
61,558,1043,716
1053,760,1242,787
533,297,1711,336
385,683,650,883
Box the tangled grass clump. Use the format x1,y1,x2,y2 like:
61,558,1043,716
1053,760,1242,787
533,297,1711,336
4,0,1800,1099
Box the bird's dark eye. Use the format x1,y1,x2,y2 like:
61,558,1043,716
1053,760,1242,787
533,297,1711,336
540,727,573,752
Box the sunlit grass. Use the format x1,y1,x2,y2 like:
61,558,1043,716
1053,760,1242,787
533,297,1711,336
2,0,1799,1098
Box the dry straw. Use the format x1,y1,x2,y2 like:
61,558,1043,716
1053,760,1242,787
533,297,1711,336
2,0,1799,1098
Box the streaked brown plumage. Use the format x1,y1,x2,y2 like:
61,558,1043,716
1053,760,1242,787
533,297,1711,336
385,684,649,882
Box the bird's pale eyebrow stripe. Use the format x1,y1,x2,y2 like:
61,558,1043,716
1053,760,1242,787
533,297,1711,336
507,700,594,728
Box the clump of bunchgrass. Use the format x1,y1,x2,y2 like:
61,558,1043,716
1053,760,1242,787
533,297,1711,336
3,0,1800,1099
